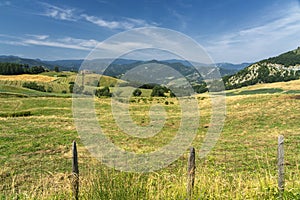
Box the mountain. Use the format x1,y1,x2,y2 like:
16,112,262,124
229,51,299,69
44,58,140,71
216,62,251,70
0,55,54,69
102,60,202,85
44,59,83,71
224,47,300,90
0,55,247,77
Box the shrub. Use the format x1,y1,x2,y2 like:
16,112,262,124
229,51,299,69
0,111,32,117
69,84,74,93
133,88,142,97
22,82,46,92
95,86,112,97
151,85,168,97
47,87,53,93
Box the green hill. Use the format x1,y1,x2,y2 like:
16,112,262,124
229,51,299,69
224,47,300,89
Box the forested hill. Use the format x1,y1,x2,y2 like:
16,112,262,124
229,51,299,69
260,47,300,66
224,47,300,90
0,63,46,75
0,55,54,69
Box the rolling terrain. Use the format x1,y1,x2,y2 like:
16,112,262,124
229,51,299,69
1,47,300,199
0,71,300,198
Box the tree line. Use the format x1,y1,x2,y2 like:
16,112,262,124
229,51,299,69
260,47,300,67
0,62,46,75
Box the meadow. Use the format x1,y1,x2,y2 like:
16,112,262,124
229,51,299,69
1,74,300,199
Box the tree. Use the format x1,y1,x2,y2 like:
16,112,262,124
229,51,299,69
133,88,142,96
69,83,75,93
151,85,168,97
54,66,60,72
95,86,112,97
29,66,45,74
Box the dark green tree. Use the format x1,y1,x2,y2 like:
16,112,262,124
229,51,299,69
133,88,142,96
151,85,168,97
95,86,112,97
54,66,60,72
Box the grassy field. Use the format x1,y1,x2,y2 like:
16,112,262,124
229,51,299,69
0,72,120,95
1,75,300,199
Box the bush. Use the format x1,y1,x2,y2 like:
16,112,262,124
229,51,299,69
22,82,46,92
47,87,53,93
151,85,168,97
69,84,74,93
0,111,32,118
95,87,112,97
133,88,142,97
193,83,208,93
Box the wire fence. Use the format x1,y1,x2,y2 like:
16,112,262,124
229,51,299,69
1,135,300,198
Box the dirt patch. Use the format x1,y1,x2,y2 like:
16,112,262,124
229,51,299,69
289,95,300,100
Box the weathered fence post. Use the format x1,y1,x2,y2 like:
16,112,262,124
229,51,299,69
278,135,284,199
72,141,79,200
187,147,196,199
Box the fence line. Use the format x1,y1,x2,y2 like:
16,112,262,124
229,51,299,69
0,135,297,199
72,141,79,200
278,135,284,199
187,147,196,199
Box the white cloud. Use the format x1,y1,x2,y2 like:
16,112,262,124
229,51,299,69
0,34,100,51
39,3,155,30
57,37,99,48
81,14,124,29
26,34,49,40
87,28,213,64
40,2,78,21
22,39,91,50
81,14,153,30
206,2,300,63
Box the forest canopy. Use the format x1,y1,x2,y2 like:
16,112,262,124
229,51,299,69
0,62,46,75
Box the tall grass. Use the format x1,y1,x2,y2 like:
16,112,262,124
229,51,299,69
12,157,297,200
1,79,300,199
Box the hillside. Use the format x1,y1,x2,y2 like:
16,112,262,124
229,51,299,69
0,72,121,97
0,55,247,77
0,55,54,69
224,47,300,89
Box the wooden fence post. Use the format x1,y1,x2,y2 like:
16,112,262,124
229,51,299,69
278,135,284,199
72,141,79,200
187,147,196,199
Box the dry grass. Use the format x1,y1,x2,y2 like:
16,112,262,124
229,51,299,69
236,79,300,91
0,75,58,82
1,79,300,199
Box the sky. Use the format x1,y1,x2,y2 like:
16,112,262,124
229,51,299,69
0,0,299,63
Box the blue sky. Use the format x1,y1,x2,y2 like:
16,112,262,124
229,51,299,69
0,0,299,63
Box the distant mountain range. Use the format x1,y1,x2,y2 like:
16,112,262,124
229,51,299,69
0,55,55,69
0,55,250,78
2,47,300,90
